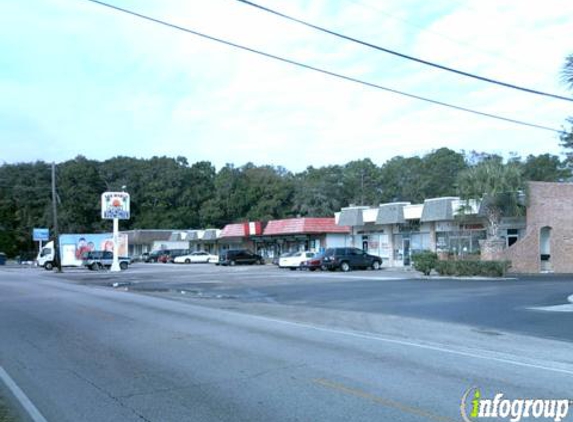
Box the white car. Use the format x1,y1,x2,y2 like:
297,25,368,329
278,251,315,270
174,251,218,264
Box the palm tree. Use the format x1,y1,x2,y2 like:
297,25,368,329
457,160,523,239
561,54,573,163
562,54,573,90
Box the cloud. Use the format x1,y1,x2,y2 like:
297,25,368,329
0,0,570,170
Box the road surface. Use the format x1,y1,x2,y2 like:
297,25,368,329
0,267,571,421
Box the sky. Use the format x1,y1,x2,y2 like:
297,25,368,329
0,0,572,171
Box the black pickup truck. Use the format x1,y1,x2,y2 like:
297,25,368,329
82,251,131,271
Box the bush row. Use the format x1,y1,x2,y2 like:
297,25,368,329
411,251,510,277
434,260,510,277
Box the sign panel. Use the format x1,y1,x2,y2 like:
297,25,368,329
101,192,130,220
58,233,129,267
33,228,49,241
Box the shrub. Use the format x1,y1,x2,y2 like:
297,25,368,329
434,260,511,277
411,251,438,276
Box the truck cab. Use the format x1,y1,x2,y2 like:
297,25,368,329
37,241,55,270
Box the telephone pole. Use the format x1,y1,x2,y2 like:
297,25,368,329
51,162,62,272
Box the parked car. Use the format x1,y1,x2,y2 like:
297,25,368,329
82,251,130,271
279,251,315,270
174,251,218,264
164,249,190,263
300,252,325,271
321,247,382,272
218,249,264,266
272,252,294,266
154,249,189,263
145,250,164,263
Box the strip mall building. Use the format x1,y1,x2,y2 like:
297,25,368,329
123,182,573,273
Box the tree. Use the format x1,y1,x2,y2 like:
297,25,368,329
562,54,573,90
292,165,346,216
419,148,467,198
456,160,523,239
561,55,573,165
341,159,382,206
521,154,570,182
379,156,425,203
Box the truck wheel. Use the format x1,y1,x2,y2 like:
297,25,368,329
44,262,53,271
120,262,128,271
340,261,351,272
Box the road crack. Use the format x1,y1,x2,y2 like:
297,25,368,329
68,369,153,422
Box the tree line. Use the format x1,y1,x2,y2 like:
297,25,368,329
0,149,570,256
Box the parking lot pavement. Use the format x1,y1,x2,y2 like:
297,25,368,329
18,263,573,343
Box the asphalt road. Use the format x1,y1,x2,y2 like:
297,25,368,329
57,263,573,341
0,265,572,422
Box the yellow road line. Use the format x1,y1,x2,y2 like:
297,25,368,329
313,378,458,422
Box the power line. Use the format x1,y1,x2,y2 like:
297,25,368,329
234,0,573,103
341,0,550,77
85,0,563,134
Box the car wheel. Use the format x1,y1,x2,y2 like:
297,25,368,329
371,261,381,270
320,265,328,271
258,259,265,265
340,261,351,272
44,262,54,271
289,267,297,271
309,268,316,272
185,259,191,264
230,260,236,266
120,262,128,271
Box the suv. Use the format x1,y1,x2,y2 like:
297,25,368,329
82,251,131,271
218,249,264,266
321,247,382,272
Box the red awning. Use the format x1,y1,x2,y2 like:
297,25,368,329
263,218,350,236
219,222,262,238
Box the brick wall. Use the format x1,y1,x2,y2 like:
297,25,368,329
503,181,573,273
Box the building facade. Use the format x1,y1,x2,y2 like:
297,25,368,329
252,217,350,258
503,182,573,273
336,198,488,267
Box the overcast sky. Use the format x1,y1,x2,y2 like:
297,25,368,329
1,0,571,171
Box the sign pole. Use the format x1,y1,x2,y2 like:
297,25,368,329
110,217,120,272
101,191,129,272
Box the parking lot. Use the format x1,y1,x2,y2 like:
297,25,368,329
19,261,573,343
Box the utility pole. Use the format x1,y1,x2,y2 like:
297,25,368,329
360,169,365,206
51,162,62,272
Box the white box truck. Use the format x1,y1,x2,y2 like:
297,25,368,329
37,233,128,270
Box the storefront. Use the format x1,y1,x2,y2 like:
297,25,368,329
254,218,350,259
336,198,490,267
217,222,262,253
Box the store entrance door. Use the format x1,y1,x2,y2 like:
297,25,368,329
403,238,411,266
